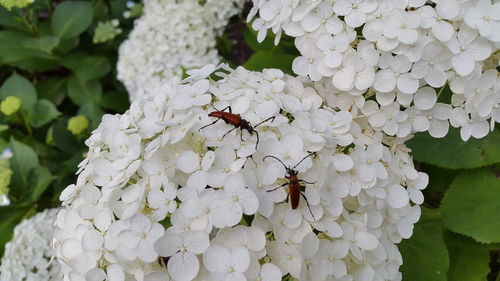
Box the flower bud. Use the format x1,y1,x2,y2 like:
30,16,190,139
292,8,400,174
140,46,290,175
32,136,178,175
67,115,89,135
0,96,22,116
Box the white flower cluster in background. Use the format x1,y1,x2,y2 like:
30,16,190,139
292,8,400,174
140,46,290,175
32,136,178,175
250,0,500,141
0,208,61,281
117,0,245,101
54,65,428,281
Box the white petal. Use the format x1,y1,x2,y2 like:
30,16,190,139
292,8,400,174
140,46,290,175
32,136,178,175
204,245,231,272
414,87,437,110
332,154,353,171
61,238,83,260
387,185,409,208
260,263,282,281
432,21,454,42
429,119,449,138
154,234,181,257
83,230,103,251
185,231,210,254
168,252,199,281
354,231,379,250
373,69,397,92
177,151,199,174
232,246,251,272
397,74,419,94
452,52,475,76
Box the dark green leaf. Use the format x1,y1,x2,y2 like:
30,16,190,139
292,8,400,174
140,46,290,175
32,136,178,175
242,24,298,55
58,37,80,54
399,208,449,281
243,51,295,74
62,54,111,81
407,128,500,169
29,166,53,201
418,163,458,208
242,27,276,52
79,102,104,129
100,91,130,112
0,204,32,257
29,99,61,128
52,119,82,154
8,138,39,190
0,7,29,31
0,31,60,71
0,73,37,112
51,1,93,39
67,76,102,105
445,232,491,281
441,169,500,243
36,77,66,103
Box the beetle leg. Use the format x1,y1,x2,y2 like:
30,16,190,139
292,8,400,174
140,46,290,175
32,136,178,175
198,118,221,132
254,131,259,150
223,127,238,138
298,179,316,185
266,182,288,193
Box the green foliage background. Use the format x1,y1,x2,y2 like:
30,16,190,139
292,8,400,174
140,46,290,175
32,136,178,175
0,1,499,281
0,0,132,255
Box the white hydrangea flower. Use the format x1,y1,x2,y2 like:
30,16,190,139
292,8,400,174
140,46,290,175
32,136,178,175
249,0,500,141
117,0,245,101
0,208,61,281
55,65,430,281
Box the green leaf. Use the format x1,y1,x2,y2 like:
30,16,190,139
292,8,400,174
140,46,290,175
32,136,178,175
79,101,104,129
67,76,102,105
0,204,32,257
62,54,111,81
399,208,449,281
445,232,491,281
51,1,93,39
52,119,81,154
242,24,297,55
0,73,37,112
29,99,61,128
57,37,80,54
28,166,53,201
441,169,500,243
0,7,29,31
242,27,275,52
243,51,295,74
407,128,500,169
418,163,457,208
36,77,66,103
8,138,39,191
100,91,130,112
0,31,60,71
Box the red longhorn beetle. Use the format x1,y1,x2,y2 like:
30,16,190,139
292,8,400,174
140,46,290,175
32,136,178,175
263,153,316,217
199,106,275,149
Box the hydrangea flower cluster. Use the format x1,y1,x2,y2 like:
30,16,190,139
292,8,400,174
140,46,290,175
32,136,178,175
117,0,245,101
249,0,500,141
0,208,61,281
54,65,428,281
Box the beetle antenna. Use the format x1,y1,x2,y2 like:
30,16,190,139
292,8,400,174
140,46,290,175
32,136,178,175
300,192,316,220
292,152,316,170
253,115,276,128
263,155,288,170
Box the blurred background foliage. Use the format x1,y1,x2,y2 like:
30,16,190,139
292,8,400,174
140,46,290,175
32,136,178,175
0,0,134,255
0,1,498,281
